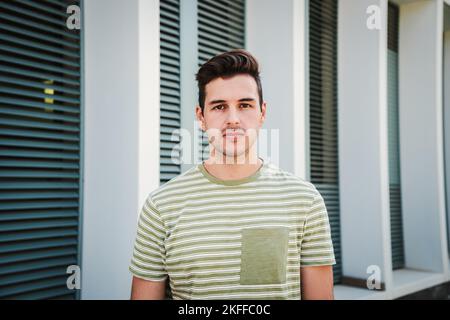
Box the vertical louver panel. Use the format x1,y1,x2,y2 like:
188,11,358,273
0,0,82,299
197,0,246,161
160,0,181,185
309,0,341,283
388,2,405,270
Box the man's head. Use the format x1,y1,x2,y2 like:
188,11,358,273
195,49,266,162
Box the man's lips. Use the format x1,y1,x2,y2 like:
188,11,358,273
223,132,245,137
223,130,245,137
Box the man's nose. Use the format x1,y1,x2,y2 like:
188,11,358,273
226,106,240,124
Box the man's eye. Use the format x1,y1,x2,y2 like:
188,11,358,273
213,105,225,110
241,104,251,108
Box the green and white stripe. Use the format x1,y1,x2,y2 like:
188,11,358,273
129,159,335,300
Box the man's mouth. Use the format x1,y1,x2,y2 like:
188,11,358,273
223,133,245,137
223,130,245,137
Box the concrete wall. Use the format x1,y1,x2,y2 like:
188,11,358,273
82,0,160,299
398,0,447,274
338,0,392,287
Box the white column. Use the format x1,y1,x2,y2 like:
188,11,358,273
82,0,160,299
398,0,448,275
338,0,393,290
246,0,307,177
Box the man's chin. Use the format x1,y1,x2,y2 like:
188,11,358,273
215,150,250,163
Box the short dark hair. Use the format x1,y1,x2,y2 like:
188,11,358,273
195,49,263,114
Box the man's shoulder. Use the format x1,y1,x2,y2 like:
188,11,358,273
263,162,318,195
146,164,203,206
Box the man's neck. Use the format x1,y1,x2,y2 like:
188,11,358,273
203,155,263,181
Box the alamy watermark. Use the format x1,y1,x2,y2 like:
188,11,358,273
66,5,81,30
169,124,280,165
366,265,382,290
366,5,381,30
66,265,81,290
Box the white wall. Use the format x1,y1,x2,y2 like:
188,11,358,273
398,0,448,274
246,0,307,178
82,0,160,299
338,0,393,288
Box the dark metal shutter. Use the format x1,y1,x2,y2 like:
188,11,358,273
308,0,341,283
197,0,246,161
388,2,405,270
160,0,181,185
0,0,82,299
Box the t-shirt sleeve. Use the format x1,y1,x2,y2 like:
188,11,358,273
129,195,168,281
300,187,336,267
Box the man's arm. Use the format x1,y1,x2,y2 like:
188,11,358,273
300,265,334,300
130,276,166,300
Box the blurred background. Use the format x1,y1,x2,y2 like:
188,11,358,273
0,0,450,299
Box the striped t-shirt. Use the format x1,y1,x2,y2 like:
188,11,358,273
129,158,336,300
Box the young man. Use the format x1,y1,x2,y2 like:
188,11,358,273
129,50,336,300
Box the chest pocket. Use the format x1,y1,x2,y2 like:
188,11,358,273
239,227,289,285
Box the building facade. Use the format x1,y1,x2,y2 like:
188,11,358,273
1,0,450,299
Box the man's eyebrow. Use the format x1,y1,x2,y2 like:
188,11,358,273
208,98,256,105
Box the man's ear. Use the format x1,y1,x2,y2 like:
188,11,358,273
260,101,267,124
195,105,206,131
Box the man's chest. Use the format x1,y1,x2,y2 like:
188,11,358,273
163,204,307,281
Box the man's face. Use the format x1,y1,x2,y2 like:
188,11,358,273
196,74,266,162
